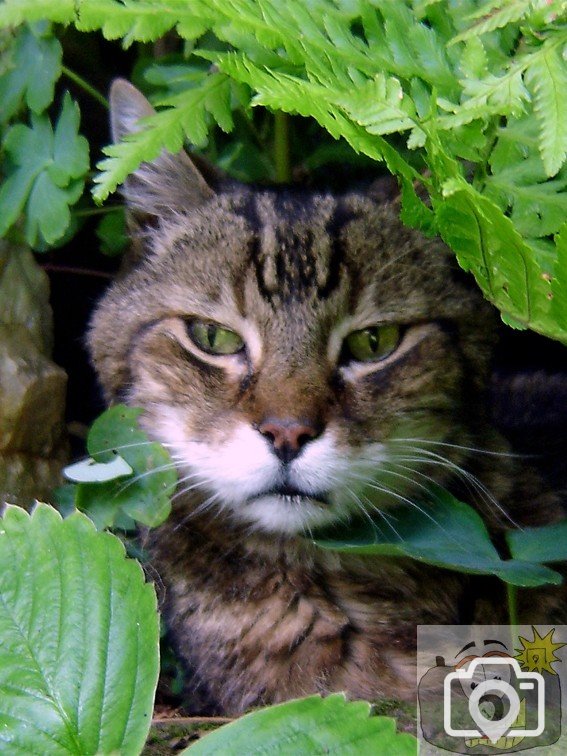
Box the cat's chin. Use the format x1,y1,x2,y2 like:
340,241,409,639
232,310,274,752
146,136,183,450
239,493,341,535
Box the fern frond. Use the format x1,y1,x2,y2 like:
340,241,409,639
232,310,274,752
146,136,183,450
76,0,212,45
438,69,529,128
335,74,416,136
93,72,234,202
485,114,567,237
524,42,567,177
0,0,75,25
451,0,533,43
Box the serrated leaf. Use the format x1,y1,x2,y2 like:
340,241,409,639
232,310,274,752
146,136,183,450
313,487,562,587
0,24,61,121
438,69,529,129
214,51,422,183
335,73,416,136
0,1,74,27
73,405,177,529
184,693,417,755
0,503,159,755
523,42,567,177
75,0,214,45
485,115,567,238
451,0,533,43
0,93,89,246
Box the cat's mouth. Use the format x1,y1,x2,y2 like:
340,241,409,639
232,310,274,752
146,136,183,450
249,484,330,506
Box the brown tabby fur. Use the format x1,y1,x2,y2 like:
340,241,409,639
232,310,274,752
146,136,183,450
89,81,566,715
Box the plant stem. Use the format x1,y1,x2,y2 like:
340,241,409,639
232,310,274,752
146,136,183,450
73,206,120,218
274,111,291,183
506,583,519,627
61,65,109,109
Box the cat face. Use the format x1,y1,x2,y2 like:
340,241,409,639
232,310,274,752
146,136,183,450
89,81,496,535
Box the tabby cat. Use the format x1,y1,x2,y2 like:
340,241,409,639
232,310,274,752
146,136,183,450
89,80,565,715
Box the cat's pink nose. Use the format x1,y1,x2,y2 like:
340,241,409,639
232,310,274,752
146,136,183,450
258,418,319,463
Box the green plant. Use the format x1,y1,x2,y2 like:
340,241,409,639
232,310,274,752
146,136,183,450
2,0,565,337
1,1,566,752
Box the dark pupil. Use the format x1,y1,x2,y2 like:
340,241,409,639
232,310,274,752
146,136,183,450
207,325,216,348
368,329,379,352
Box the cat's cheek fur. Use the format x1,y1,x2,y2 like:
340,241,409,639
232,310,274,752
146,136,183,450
152,408,279,501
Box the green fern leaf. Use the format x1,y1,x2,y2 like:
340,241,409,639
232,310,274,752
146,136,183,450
75,0,212,45
485,115,567,238
523,41,567,177
438,68,529,128
0,0,74,25
93,72,233,202
335,74,416,136
451,0,533,43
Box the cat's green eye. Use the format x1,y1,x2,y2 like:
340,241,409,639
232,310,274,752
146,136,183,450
344,324,401,363
188,321,244,355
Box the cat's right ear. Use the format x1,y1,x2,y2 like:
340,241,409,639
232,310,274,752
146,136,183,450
109,79,216,219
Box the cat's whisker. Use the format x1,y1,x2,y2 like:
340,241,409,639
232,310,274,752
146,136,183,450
347,466,431,496
172,490,224,531
390,437,526,459
387,448,518,527
84,440,161,457
361,479,455,538
344,486,401,541
112,460,181,497
171,476,216,503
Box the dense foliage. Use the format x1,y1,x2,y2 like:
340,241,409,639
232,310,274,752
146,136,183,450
1,0,566,339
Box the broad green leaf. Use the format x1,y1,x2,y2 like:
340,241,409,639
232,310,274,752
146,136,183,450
313,488,562,587
507,519,567,564
184,693,417,755
0,503,159,755
0,24,62,121
0,93,89,246
74,405,176,529
523,42,567,177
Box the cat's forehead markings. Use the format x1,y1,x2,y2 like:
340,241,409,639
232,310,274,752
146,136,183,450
234,191,356,305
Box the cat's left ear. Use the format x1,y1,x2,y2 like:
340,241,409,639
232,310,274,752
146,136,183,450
109,79,216,217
